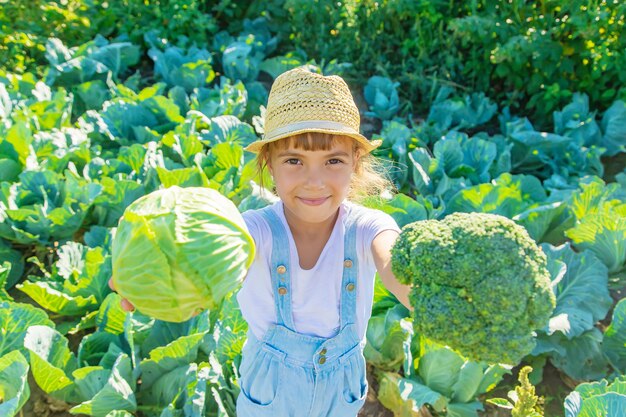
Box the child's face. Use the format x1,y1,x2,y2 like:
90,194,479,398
268,137,358,225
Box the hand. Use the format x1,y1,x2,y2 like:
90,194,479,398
108,277,136,312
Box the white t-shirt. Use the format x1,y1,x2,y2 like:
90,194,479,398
236,201,400,342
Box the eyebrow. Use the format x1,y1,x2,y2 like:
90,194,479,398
277,151,350,158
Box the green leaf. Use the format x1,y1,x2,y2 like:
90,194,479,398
4,121,33,165
603,299,626,374
0,301,54,357
258,55,304,79
72,80,111,115
71,366,111,399
446,401,484,417
0,83,12,120
17,280,99,316
549,328,610,380
568,178,626,221
486,398,513,408
213,294,247,362
222,41,262,83
376,371,421,416
138,363,207,413
0,263,12,301
576,393,626,417
428,92,496,130
418,347,465,398
202,115,257,148
541,243,612,339
191,79,247,119
90,177,146,227
99,100,158,143
70,354,137,415
0,170,101,244
142,95,185,126
76,332,120,367
565,377,626,417
105,411,135,417
148,45,214,93
115,145,147,176
451,362,485,403
96,293,128,335
362,193,431,228
188,364,211,415
364,76,400,120
476,364,512,394
600,100,626,156
156,166,210,188
553,93,601,148
513,201,567,243
68,310,98,335
0,350,30,417
565,205,626,273
364,304,411,372
23,325,78,402
0,159,21,182
62,245,111,302
89,38,140,79
447,173,545,217
161,131,204,166
398,377,448,412
139,333,206,390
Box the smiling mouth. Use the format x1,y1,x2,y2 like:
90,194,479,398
298,197,329,206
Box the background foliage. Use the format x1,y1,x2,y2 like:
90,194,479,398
1,1,625,416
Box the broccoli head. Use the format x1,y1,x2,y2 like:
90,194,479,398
390,212,555,365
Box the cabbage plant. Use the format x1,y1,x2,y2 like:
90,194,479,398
111,186,255,322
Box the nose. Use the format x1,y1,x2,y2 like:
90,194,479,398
303,166,325,189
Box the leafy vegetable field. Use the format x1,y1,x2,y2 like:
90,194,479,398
1,1,625,416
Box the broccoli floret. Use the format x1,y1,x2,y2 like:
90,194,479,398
391,212,556,365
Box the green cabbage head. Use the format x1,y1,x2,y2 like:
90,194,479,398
391,212,555,365
112,186,255,322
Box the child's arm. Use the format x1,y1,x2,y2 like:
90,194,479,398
371,230,413,311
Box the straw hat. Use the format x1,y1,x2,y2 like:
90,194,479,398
245,67,382,153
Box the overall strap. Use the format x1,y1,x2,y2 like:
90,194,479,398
339,205,363,327
258,206,297,330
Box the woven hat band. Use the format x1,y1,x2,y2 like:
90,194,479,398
265,120,359,141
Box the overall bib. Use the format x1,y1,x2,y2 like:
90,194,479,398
236,206,368,417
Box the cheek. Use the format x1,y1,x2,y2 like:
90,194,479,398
332,168,353,189
272,168,293,190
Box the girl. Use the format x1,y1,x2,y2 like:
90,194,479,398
109,67,412,416
236,67,411,417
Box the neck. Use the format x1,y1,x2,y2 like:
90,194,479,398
283,206,339,239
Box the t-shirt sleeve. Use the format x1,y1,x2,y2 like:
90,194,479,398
358,208,401,256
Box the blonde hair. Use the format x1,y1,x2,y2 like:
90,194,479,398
255,132,394,203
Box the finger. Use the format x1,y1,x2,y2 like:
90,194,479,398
121,298,135,312
108,277,116,291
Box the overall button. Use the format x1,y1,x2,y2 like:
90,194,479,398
319,348,327,355
346,283,355,292
277,265,287,274
278,287,288,295
318,356,326,364
343,259,353,268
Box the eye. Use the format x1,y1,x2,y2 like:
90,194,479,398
327,158,344,165
285,158,301,165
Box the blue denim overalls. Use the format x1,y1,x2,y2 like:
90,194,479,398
236,206,368,417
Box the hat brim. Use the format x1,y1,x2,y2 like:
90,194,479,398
245,126,382,154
